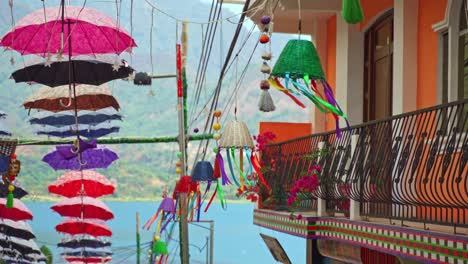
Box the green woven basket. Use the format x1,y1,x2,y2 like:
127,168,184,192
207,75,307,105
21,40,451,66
342,0,364,24
152,240,168,255
271,39,325,80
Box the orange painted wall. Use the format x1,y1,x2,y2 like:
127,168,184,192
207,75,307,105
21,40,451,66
359,0,394,31
326,15,337,132
417,0,447,108
258,122,311,144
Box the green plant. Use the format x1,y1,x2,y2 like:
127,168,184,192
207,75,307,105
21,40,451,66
40,245,53,264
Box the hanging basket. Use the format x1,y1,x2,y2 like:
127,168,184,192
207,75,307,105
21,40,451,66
0,139,17,156
218,121,254,149
271,39,325,80
191,161,214,182
342,0,365,24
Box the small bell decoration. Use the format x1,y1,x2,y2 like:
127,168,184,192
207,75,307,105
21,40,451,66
342,0,364,24
261,52,272,61
261,62,271,74
269,39,349,136
6,184,14,208
258,81,275,112
152,236,169,264
143,189,175,234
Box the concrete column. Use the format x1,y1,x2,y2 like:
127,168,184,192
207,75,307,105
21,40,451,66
336,16,364,126
349,135,361,221
316,142,327,217
393,0,418,114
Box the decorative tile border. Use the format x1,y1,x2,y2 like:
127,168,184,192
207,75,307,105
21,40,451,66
253,210,468,264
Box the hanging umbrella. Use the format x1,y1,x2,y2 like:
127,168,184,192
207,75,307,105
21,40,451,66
12,59,134,87
0,111,6,119
61,248,112,257
0,6,136,56
58,238,111,249
64,257,112,263
37,126,120,139
0,123,11,137
0,235,41,255
56,218,112,237
23,84,119,113
51,196,114,220
42,146,118,171
0,219,35,240
49,170,115,198
0,198,33,221
0,184,28,200
29,109,122,127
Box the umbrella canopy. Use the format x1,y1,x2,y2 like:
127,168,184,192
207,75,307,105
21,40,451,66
0,184,28,200
23,84,119,113
0,219,35,240
37,126,119,139
64,257,112,263
51,196,114,220
0,123,11,137
12,59,134,87
61,248,112,257
0,198,33,221
42,147,118,171
0,6,136,56
49,170,115,198
58,238,111,249
0,235,41,255
56,218,112,237
0,111,5,118
29,110,122,127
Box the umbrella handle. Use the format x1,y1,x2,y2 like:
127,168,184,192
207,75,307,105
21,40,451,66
59,87,73,108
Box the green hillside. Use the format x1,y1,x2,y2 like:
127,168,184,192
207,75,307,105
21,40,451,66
0,0,310,200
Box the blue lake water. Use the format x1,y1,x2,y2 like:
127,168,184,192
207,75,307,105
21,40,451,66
24,201,305,264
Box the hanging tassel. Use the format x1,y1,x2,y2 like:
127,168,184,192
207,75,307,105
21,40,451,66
6,185,14,208
230,147,251,186
251,153,270,191
259,89,276,112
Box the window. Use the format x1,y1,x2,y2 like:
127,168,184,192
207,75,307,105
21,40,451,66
458,0,468,100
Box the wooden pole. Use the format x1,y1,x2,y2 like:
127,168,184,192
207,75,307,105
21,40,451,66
178,21,190,264
136,212,141,264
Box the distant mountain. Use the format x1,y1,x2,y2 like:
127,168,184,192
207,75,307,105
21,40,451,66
0,0,309,199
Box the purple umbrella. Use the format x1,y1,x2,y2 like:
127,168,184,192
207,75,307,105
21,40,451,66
42,146,118,171
56,139,97,160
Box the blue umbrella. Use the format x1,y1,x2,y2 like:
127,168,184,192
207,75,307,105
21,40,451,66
37,126,119,139
30,113,122,127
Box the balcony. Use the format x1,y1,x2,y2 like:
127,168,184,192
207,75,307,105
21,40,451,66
254,99,468,263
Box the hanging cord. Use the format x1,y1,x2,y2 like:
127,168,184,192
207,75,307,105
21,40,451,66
42,0,47,22
234,55,239,120
8,0,15,65
150,7,155,74
130,0,134,64
144,0,265,25
298,0,302,39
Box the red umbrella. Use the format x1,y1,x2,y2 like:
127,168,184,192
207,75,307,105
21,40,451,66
56,218,112,237
65,257,112,263
0,198,33,221
51,196,114,220
49,170,115,198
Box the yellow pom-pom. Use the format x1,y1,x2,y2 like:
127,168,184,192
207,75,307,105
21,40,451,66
175,168,182,174
154,235,160,241
213,123,221,131
8,185,15,192
213,133,221,140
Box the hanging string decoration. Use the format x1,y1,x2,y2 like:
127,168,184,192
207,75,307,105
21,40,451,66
143,190,175,234
190,161,213,221
258,13,275,112
215,120,270,198
269,39,349,136
342,0,364,24
1,153,20,208
152,236,169,264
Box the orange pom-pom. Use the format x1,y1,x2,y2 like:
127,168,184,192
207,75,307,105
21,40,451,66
259,34,270,44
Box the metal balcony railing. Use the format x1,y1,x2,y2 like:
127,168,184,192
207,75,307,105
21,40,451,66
260,99,468,227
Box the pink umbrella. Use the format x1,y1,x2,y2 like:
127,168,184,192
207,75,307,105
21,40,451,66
65,257,112,263
0,198,33,221
56,218,112,237
51,196,114,220
48,170,116,198
0,6,136,56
